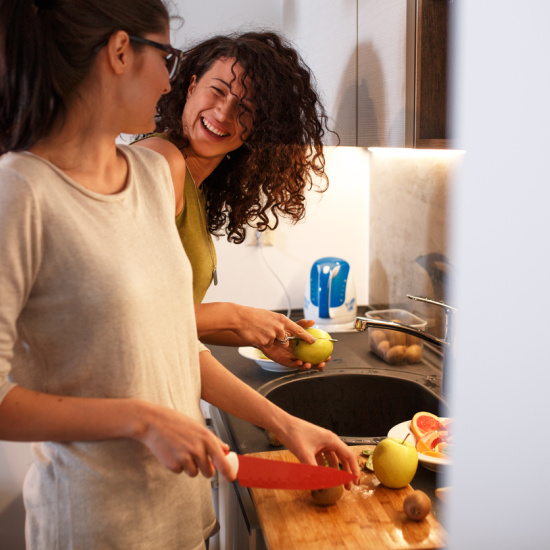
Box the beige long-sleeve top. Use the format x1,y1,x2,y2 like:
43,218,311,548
0,146,216,549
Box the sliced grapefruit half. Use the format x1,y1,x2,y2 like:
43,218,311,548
416,438,432,454
422,450,447,459
410,411,444,440
425,430,449,450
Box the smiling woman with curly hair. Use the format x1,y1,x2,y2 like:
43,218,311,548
134,30,336,370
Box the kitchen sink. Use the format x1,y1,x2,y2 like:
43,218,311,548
209,331,447,536
257,368,448,440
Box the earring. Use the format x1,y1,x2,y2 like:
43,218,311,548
226,154,231,160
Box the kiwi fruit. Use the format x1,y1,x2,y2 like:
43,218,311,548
311,485,344,506
403,490,431,520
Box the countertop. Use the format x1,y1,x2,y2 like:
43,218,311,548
207,308,449,535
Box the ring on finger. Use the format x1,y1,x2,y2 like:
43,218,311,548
276,331,290,344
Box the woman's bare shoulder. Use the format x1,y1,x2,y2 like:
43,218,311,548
133,136,186,214
133,136,184,167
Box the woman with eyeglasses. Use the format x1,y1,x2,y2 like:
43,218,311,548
134,31,336,370
0,2,359,548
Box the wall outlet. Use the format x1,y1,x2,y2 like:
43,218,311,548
246,228,275,246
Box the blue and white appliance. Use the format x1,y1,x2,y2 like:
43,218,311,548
304,257,357,332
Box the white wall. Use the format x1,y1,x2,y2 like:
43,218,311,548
204,147,370,311
446,2,550,548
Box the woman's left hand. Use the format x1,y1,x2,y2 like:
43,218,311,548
272,416,360,489
258,340,328,370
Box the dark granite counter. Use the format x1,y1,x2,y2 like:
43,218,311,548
207,308,449,533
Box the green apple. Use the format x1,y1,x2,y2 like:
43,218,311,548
372,437,418,489
290,327,333,364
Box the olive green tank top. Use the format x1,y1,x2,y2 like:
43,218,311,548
176,168,217,303
132,134,217,304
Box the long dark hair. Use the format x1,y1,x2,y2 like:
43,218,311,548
154,31,336,244
0,0,171,154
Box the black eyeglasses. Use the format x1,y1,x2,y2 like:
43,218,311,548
128,36,183,81
92,35,183,81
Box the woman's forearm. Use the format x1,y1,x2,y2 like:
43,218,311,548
195,302,315,350
0,385,145,442
194,302,242,338
199,350,361,480
0,384,234,477
199,350,289,434
198,330,248,347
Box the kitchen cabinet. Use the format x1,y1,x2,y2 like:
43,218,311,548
357,0,410,147
286,0,452,148
357,0,452,148
282,0,358,146
413,0,453,148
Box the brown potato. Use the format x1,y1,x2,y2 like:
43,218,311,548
369,329,387,349
386,345,407,364
388,330,407,347
406,344,422,363
376,340,391,359
406,334,420,347
311,485,344,506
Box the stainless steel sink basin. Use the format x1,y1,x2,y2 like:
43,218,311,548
257,368,448,440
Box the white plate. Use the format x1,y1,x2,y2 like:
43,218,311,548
387,420,451,471
237,346,299,373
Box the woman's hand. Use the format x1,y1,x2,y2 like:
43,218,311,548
133,401,236,481
198,351,357,486
241,316,329,370
258,341,328,370
233,307,316,349
194,303,330,368
267,415,360,489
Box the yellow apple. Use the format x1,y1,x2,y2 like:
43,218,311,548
372,437,418,489
290,328,333,364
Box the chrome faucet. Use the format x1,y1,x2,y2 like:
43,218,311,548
354,295,457,349
355,295,457,398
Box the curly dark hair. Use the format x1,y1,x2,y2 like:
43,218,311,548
154,30,337,244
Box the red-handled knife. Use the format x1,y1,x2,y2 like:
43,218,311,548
225,451,356,490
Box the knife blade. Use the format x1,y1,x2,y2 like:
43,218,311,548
226,451,356,490
286,336,338,342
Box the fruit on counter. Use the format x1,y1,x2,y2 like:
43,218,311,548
410,411,444,439
411,412,453,459
405,344,422,363
372,436,418,489
425,430,448,452
377,340,391,358
368,329,387,348
311,484,344,506
290,327,333,364
421,450,447,459
368,321,424,365
359,449,374,472
403,490,432,521
388,328,407,347
386,345,407,364
264,429,283,447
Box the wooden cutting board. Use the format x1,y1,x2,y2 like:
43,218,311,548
247,446,446,550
